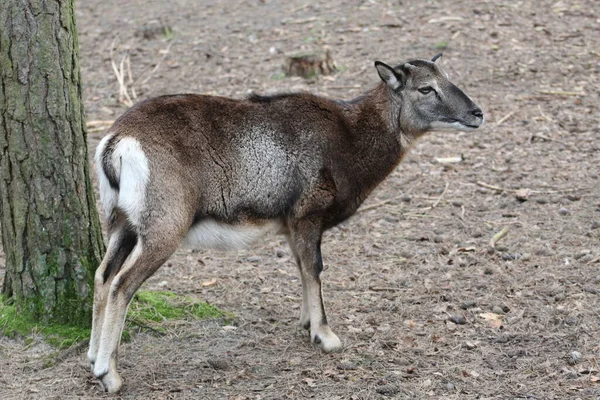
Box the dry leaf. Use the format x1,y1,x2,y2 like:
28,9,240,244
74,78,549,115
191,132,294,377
201,278,217,287
479,312,504,328
449,246,477,256
403,319,415,328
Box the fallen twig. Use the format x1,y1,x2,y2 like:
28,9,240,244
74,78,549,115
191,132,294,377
431,182,449,209
529,133,576,150
369,286,403,292
128,318,165,335
476,181,507,192
282,16,320,25
110,40,134,107
490,226,510,248
538,90,585,97
537,105,553,122
495,110,515,126
45,339,89,368
358,196,401,213
137,43,172,86
476,181,584,195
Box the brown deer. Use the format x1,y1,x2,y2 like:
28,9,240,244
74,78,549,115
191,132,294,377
89,54,483,392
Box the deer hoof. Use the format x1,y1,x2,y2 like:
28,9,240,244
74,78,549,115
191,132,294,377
101,371,123,394
312,326,342,353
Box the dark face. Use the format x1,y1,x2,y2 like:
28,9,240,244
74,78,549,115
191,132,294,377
375,58,484,134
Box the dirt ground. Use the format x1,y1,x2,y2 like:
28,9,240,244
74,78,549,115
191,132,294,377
1,0,599,399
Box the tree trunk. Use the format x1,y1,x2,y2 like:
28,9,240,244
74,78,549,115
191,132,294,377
0,0,104,326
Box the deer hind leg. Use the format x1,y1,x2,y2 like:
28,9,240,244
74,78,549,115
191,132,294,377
287,235,310,330
88,222,137,370
92,229,181,393
288,220,342,353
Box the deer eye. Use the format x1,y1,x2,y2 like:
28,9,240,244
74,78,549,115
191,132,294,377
418,86,434,95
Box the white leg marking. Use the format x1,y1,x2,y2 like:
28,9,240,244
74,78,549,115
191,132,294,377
112,137,149,227
93,241,143,393
88,230,123,366
306,277,342,353
299,273,310,330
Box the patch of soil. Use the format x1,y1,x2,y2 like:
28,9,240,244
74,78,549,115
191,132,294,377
1,0,599,399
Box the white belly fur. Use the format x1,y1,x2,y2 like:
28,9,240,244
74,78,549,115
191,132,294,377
183,219,284,251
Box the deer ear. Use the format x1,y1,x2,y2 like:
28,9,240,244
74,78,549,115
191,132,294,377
432,53,443,62
374,61,405,90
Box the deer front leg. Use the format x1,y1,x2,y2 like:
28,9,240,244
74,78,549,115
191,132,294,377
288,221,342,353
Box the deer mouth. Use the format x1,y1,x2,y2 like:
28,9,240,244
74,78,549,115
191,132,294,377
442,117,483,130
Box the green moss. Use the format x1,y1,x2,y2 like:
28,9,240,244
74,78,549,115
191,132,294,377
0,295,89,348
128,291,229,328
0,291,231,348
434,40,448,50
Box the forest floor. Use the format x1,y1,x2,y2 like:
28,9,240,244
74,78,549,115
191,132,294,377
1,0,599,399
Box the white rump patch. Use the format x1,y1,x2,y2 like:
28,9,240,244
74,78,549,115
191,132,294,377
95,134,118,220
183,219,283,251
112,137,150,227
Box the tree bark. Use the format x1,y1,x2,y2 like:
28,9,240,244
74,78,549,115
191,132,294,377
0,0,104,326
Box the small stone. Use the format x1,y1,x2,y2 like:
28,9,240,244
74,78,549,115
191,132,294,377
392,358,410,366
574,250,591,260
492,305,505,314
376,384,401,396
460,300,477,310
501,305,511,313
445,382,455,390
559,207,570,215
449,314,467,325
568,351,582,365
515,188,530,202
566,194,581,202
502,253,519,261
583,286,598,295
451,200,463,207
536,197,549,204
401,195,411,203
275,249,286,258
207,359,230,370
463,341,477,350
591,221,600,230
535,247,556,257
246,255,261,263
337,361,358,371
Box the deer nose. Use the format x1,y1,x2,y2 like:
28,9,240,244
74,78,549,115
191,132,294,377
471,108,483,119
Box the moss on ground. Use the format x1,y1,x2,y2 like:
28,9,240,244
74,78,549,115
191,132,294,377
127,291,231,334
0,295,89,348
0,291,229,348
